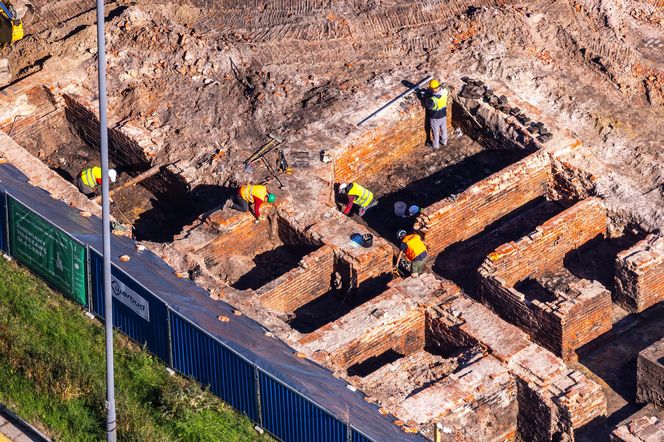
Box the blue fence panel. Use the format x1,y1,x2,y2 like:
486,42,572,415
170,312,258,421
0,192,6,253
259,370,348,442
90,249,170,363
351,429,373,442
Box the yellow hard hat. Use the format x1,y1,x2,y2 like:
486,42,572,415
429,79,441,89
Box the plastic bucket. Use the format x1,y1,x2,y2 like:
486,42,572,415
408,205,420,217
394,201,407,217
362,233,373,248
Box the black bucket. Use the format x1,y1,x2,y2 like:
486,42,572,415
362,233,373,248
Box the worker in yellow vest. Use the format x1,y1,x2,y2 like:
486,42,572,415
425,79,449,150
76,166,117,196
339,182,378,217
231,183,276,219
396,230,428,275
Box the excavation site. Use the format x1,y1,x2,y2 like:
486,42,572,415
1,0,664,441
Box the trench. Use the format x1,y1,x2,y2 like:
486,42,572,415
288,274,391,334
436,196,570,296
13,100,226,242
348,137,531,246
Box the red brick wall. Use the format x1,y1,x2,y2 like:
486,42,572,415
199,215,274,259
416,151,552,256
486,197,607,286
324,310,424,369
257,245,335,312
615,235,664,312
478,198,611,360
335,100,425,183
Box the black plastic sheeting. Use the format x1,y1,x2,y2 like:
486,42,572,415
0,164,427,442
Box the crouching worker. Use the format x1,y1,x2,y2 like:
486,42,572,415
77,166,117,196
338,182,378,217
396,230,428,275
231,183,276,220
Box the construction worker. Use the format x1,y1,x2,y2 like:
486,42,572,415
396,230,428,275
425,79,450,149
231,184,276,219
77,166,117,196
339,182,378,217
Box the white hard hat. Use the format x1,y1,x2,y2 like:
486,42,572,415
397,230,407,239
339,183,348,191
109,169,117,183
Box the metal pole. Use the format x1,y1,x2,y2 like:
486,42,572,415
95,1,116,441
356,74,433,126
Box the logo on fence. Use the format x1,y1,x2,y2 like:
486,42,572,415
111,279,150,321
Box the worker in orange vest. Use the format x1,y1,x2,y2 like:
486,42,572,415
77,166,117,196
231,184,276,219
396,230,428,275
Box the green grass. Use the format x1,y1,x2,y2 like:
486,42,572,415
0,257,272,441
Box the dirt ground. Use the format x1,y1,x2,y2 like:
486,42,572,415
2,0,662,232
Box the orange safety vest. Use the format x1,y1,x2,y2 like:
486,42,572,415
80,167,102,188
240,184,267,203
403,234,427,261
347,183,374,208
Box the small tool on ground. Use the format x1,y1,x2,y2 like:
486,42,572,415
244,133,284,171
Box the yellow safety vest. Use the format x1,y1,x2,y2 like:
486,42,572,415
80,167,102,188
240,184,267,202
403,234,427,261
431,89,449,111
348,183,374,208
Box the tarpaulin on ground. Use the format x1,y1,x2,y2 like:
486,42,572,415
0,164,426,442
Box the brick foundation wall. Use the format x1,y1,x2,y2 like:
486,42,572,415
198,214,274,260
257,245,335,312
429,286,606,439
416,150,552,256
397,355,518,442
482,197,607,286
335,99,425,184
615,235,664,312
611,411,664,442
299,275,444,369
637,338,664,406
478,198,611,360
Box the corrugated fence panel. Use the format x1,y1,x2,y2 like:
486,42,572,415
351,429,373,442
170,312,258,422
90,249,170,363
259,370,348,442
0,192,7,253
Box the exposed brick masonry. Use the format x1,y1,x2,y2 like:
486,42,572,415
479,198,612,360
615,234,664,313
257,245,335,312
416,150,552,256
637,338,664,407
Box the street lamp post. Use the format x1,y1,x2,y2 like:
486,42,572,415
95,0,117,440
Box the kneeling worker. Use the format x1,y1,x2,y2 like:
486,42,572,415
339,182,378,217
231,183,276,219
77,166,117,196
396,230,428,275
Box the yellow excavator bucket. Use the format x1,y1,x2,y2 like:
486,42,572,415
0,1,23,45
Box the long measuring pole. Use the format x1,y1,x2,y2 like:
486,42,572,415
95,1,117,440
356,74,433,126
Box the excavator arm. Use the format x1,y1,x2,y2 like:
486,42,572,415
0,1,24,45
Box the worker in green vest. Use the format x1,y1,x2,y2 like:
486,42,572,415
339,182,378,217
76,166,117,196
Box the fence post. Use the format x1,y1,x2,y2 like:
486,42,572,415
254,365,263,428
3,192,10,256
166,308,174,368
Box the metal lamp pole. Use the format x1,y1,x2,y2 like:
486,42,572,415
95,0,117,440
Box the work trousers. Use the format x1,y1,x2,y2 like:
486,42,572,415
430,117,447,149
230,191,249,212
358,199,378,216
410,258,426,275
76,176,96,196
